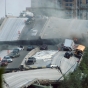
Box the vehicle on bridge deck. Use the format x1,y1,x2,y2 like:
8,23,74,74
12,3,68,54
0,59,8,67
74,45,85,59
12,48,20,53
64,51,73,59
26,46,34,51
3,56,13,63
9,52,20,58
16,45,24,50
63,39,75,51
26,57,36,65
40,44,48,50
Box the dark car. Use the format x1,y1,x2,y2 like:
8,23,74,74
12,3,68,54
12,48,20,53
26,57,36,65
27,46,34,51
19,45,24,50
64,51,73,59
74,50,83,59
9,52,20,58
25,17,34,24
1,59,8,67
40,44,48,50
63,46,72,51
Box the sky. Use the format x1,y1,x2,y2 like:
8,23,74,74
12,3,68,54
0,0,31,18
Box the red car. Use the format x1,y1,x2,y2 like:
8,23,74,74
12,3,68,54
1,59,8,67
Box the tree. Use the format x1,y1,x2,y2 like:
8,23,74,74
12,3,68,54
0,68,4,88
59,47,88,88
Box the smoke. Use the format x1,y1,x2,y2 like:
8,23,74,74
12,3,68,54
0,0,31,18
48,18,88,46
0,0,88,46
31,0,88,46
31,0,66,18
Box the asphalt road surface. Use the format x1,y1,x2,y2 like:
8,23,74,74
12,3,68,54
3,45,58,71
19,18,47,40
6,50,29,70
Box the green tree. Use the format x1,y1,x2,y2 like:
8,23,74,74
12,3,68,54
59,47,88,88
59,69,82,88
80,47,88,88
0,68,4,88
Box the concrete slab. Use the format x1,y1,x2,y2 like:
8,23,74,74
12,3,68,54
40,17,88,40
33,50,58,61
3,68,63,88
25,50,78,75
51,51,78,74
0,17,27,41
25,50,58,69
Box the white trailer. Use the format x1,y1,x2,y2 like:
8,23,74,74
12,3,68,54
63,39,75,51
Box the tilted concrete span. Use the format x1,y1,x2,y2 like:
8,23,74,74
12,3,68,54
3,68,63,88
0,17,27,41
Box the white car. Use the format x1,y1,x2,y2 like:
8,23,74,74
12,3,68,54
31,29,38,36
3,56,13,63
50,64,58,68
17,45,24,50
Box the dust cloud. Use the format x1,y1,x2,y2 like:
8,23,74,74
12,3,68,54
31,0,66,18
31,0,88,46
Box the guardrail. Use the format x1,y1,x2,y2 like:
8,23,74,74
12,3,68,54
0,18,8,31
20,47,40,69
0,39,60,45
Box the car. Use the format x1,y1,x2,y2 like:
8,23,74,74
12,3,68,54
63,46,72,51
50,64,58,68
0,59,8,67
31,29,38,36
74,45,85,59
64,51,73,59
26,57,36,65
9,52,20,58
19,45,24,50
12,48,20,53
3,56,13,63
16,45,24,50
25,17,34,24
26,46,34,51
40,44,48,50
